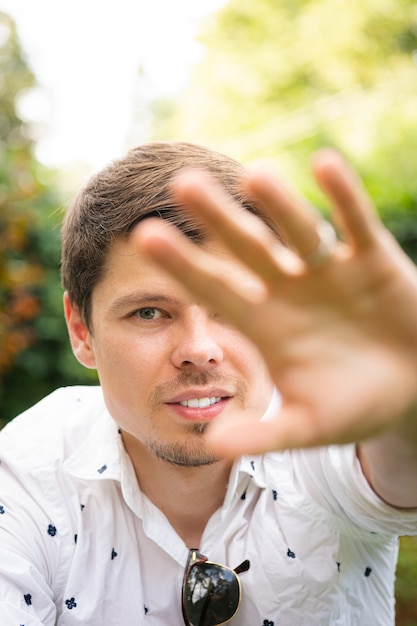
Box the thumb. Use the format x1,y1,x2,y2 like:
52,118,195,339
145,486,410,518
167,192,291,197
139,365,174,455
206,407,318,458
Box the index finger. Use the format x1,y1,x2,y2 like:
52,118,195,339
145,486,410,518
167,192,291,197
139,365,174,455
171,167,300,278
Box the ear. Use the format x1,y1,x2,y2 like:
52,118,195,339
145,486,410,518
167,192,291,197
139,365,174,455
63,292,96,369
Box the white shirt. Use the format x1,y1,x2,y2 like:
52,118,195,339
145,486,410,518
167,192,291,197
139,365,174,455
0,386,416,626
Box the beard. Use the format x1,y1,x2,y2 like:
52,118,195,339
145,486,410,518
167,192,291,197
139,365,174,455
146,370,248,467
145,422,219,467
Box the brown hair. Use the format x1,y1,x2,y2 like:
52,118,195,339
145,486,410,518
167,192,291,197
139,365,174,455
61,141,280,329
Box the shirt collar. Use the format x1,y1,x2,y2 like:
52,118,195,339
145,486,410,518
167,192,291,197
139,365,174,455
64,406,123,481
222,387,281,508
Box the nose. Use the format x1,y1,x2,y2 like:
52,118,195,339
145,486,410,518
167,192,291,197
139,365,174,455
170,307,224,370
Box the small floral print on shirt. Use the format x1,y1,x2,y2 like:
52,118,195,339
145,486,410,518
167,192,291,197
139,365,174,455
263,620,274,625
111,548,118,560
0,505,4,514
97,464,107,474
364,567,372,577
47,524,57,537
24,594,32,606
65,597,77,609
287,548,296,559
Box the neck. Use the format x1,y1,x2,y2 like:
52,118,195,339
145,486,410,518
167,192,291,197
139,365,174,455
122,431,233,547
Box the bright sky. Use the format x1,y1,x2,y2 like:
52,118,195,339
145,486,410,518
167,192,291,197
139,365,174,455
1,0,227,173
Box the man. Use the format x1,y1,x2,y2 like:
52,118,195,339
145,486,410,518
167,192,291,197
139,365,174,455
0,141,416,625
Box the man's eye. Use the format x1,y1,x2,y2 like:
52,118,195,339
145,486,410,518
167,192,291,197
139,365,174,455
137,307,162,320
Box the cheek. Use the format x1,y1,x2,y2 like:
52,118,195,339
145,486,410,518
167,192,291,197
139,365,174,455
230,333,268,373
97,352,153,432
92,333,169,391
229,339,273,398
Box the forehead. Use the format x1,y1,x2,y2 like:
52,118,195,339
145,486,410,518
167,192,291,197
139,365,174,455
93,232,263,308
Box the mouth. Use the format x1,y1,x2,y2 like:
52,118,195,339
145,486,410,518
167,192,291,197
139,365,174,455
165,390,232,422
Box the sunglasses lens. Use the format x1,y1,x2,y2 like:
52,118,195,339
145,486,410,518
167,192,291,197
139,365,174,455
183,562,240,626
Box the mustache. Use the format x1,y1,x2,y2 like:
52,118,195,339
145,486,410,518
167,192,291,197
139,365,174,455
149,369,248,407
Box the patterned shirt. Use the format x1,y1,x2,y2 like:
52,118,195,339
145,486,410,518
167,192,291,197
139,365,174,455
0,386,416,625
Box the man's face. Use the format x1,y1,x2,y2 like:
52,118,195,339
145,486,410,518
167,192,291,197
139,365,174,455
65,232,274,467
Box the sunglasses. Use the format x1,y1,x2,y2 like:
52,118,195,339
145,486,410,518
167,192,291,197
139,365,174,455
182,548,250,626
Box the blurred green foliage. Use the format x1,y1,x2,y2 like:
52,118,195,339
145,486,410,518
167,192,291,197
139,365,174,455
0,13,95,427
396,536,417,623
152,0,417,259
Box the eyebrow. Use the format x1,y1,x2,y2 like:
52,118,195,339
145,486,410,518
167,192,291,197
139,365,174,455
108,292,184,314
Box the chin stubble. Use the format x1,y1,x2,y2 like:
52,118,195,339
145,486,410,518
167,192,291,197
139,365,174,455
147,422,220,467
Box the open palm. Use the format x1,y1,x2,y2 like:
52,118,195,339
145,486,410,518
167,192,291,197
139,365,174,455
135,149,417,459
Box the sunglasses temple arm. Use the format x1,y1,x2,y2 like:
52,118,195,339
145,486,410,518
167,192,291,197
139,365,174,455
234,559,250,575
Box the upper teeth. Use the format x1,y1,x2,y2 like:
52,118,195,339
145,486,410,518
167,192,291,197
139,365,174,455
179,397,221,408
